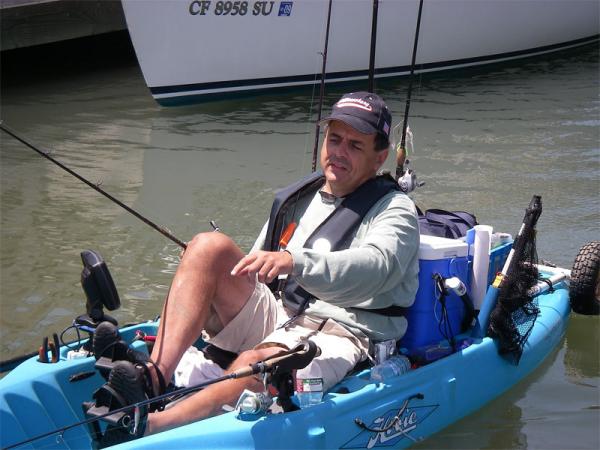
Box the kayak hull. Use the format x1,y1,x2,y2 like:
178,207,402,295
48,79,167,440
0,281,570,449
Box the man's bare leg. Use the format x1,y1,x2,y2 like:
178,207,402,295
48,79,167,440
146,346,285,435
149,232,255,388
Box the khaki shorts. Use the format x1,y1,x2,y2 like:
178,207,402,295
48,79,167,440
174,281,368,391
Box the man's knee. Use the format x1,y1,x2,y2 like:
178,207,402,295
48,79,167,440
185,232,242,266
188,231,235,253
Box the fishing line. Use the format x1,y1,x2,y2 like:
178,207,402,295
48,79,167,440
303,57,320,176
0,122,187,250
301,0,333,177
395,0,425,181
311,0,334,173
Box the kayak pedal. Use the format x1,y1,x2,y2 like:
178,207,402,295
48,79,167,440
83,383,133,443
95,356,118,380
83,401,128,427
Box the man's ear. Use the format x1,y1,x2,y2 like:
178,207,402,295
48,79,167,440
375,148,389,170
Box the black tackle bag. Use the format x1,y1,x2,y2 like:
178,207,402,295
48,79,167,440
417,207,477,239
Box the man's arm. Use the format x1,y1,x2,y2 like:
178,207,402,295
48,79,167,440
288,194,419,308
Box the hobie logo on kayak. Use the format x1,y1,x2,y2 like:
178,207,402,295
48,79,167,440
341,401,438,449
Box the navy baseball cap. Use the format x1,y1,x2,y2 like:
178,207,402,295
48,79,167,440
321,92,392,141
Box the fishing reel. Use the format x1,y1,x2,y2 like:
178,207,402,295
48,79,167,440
74,250,121,332
397,165,421,193
394,138,424,194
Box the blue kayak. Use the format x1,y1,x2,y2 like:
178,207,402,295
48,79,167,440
0,259,582,450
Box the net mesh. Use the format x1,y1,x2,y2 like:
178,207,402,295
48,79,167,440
487,198,542,364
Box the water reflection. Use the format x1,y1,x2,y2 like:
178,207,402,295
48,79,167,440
564,314,600,380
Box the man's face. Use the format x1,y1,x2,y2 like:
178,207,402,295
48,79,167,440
320,120,388,197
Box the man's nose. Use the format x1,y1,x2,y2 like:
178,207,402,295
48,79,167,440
332,139,349,157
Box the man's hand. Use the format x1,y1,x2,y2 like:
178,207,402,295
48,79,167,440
231,250,293,284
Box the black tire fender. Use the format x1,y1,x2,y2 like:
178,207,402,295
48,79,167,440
569,241,600,315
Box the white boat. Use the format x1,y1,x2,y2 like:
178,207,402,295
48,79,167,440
121,0,599,106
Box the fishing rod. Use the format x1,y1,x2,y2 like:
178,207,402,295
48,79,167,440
395,0,425,181
367,0,380,92
311,0,334,173
5,341,319,449
0,122,187,249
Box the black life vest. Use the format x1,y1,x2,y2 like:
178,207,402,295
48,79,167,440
263,172,406,316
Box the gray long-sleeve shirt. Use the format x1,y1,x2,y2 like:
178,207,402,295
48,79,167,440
252,186,420,342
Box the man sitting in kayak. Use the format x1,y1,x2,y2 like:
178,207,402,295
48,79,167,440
97,91,420,441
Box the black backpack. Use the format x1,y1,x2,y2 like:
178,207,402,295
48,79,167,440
417,207,477,239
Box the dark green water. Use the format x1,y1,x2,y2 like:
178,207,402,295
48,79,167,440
1,34,598,448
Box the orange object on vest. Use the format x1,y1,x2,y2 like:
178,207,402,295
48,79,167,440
279,222,297,249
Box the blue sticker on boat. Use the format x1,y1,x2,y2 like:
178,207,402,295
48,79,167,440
278,1,293,16
341,403,438,449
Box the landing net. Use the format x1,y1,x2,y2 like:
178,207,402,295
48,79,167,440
487,197,542,364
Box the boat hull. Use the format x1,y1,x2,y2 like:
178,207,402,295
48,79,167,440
0,280,570,449
120,0,600,105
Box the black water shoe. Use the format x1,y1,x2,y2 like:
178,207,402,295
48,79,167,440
98,360,148,448
92,321,150,364
92,321,168,410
